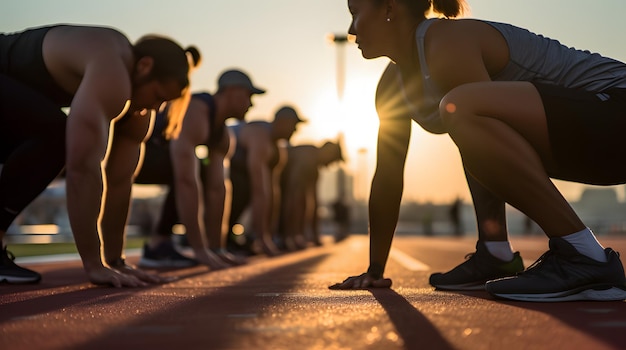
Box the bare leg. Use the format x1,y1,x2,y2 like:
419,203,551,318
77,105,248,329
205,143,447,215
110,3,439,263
440,81,584,237
465,170,508,242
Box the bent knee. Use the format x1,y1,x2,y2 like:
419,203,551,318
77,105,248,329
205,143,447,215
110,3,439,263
439,84,479,132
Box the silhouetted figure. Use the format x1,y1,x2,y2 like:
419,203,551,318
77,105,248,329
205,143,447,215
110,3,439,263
422,208,433,236
332,199,351,242
449,197,463,236
227,106,305,256
279,142,344,249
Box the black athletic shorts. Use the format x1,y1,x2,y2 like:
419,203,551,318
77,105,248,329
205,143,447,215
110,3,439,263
534,82,626,185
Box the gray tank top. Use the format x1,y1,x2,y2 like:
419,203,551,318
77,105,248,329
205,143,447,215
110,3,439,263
409,18,626,133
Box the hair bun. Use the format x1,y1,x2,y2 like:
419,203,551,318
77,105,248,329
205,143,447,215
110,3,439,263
185,46,201,67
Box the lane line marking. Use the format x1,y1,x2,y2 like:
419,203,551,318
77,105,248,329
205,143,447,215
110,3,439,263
389,248,430,271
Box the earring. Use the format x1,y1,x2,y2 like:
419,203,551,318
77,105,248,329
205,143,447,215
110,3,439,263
386,18,391,22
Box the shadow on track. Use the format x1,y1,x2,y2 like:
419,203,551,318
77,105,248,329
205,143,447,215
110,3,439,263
369,288,455,350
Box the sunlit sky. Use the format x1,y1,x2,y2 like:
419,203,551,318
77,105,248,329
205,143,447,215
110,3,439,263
3,0,626,203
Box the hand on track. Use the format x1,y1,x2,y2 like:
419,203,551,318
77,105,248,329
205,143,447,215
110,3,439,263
329,272,392,290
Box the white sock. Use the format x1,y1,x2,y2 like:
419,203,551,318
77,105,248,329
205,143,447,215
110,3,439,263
561,227,607,262
484,241,514,261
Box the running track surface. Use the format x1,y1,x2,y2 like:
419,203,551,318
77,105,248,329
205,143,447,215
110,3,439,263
2,235,626,350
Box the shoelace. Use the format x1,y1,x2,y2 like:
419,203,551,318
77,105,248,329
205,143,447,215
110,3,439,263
462,252,481,271
522,250,567,278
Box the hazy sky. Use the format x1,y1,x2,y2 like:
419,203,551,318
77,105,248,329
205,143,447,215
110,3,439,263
3,0,626,203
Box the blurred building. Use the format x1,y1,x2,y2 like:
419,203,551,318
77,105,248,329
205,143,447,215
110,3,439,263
5,176,626,242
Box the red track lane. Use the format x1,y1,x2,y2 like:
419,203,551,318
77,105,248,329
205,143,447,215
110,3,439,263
1,235,625,350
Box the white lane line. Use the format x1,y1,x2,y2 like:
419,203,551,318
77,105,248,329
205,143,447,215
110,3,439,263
389,248,430,271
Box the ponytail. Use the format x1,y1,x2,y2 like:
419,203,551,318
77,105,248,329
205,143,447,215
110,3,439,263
159,45,202,140
391,0,468,19
162,89,189,140
185,46,202,68
431,0,468,18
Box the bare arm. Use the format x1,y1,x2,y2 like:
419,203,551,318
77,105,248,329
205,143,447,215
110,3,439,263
330,62,410,290
100,111,151,262
368,116,412,277
270,143,288,236
100,111,171,283
170,99,227,268
367,62,414,278
49,26,172,287
305,172,320,242
244,127,275,249
64,54,138,286
204,129,245,265
204,134,229,250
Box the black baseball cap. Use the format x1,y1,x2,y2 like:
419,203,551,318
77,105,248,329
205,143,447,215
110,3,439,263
274,105,307,123
217,69,266,94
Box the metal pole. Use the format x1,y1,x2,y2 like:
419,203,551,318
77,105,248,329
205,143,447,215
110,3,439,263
329,34,349,202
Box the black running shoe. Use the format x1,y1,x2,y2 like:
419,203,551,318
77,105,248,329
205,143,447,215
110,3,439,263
0,246,41,284
485,237,626,302
138,241,198,268
429,241,524,291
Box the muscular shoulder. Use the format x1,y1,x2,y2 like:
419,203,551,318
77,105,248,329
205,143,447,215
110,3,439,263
375,63,410,120
177,96,210,145
240,121,272,153
242,121,271,139
43,25,133,96
427,19,497,42
425,19,508,89
186,96,211,125
288,145,317,162
45,25,131,58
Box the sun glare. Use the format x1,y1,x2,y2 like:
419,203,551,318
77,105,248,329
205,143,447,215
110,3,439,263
308,77,379,166
303,76,381,201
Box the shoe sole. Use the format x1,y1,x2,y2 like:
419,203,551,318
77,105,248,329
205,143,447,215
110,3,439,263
138,258,198,268
0,275,41,284
489,285,626,302
432,282,486,291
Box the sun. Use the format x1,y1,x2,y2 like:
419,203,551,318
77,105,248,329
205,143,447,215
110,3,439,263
337,102,379,157
307,76,380,164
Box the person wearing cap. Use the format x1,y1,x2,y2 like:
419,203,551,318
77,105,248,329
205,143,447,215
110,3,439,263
134,68,265,268
278,141,344,251
227,105,306,256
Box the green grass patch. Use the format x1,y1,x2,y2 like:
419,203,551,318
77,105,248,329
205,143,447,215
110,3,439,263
7,237,145,257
